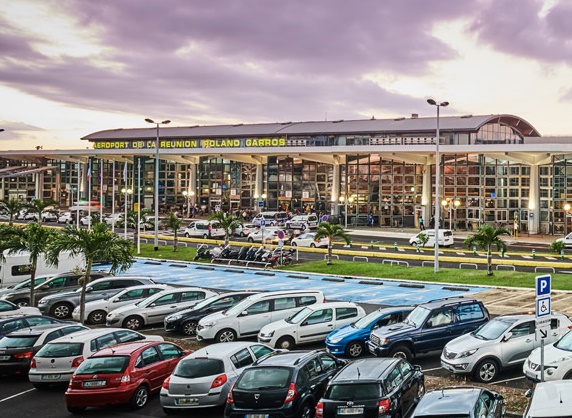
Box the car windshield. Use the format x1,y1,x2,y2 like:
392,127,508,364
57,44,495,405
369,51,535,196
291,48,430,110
325,383,381,400
472,319,513,340
36,342,83,358
225,298,255,316
15,277,49,290
404,306,430,327
174,358,224,378
286,307,312,324
0,335,39,348
75,356,129,375
236,367,291,390
192,294,222,310
555,330,572,351
353,310,385,329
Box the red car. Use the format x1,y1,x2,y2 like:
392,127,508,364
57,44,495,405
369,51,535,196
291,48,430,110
65,341,190,413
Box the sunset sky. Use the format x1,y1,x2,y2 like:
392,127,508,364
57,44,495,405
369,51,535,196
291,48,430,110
1,0,571,150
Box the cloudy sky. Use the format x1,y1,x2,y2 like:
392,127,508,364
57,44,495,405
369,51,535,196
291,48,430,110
1,0,571,150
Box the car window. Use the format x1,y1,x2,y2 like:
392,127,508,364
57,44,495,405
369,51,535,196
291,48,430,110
326,383,381,401
304,309,333,325
476,392,492,418
336,307,359,320
231,348,255,369
458,303,485,321
274,297,297,311
157,343,183,360
118,288,146,301
398,360,413,377
91,281,112,291
91,333,118,351
136,346,161,367
550,317,560,329
304,358,323,379
44,330,64,343
510,321,533,338
296,367,309,386
251,344,274,359
385,365,403,392
245,300,270,315
174,358,224,378
237,367,291,390
154,293,178,306
426,309,453,328
60,325,87,336
319,354,337,372
181,291,205,302
0,301,16,312
48,277,67,288
25,317,55,327
298,296,317,307
36,342,83,357
115,330,145,343
1,319,25,334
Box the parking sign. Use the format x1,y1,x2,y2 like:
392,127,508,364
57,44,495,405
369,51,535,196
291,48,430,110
535,275,551,297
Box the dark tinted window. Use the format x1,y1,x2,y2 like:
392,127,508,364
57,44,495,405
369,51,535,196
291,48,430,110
0,319,25,334
115,330,144,343
246,300,270,315
231,348,254,369
336,307,359,320
251,344,274,359
298,296,317,307
0,301,16,312
91,281,113,291
36,342,83,357
320,354,337,372
75,356,129,375
118,288,146,301
326,383,381,401
91,333,118,351
458,303,485,321
174,358,224,378
0,335,39,348
157,343,183,360
237,367,291,390
44,330,63,343
181,291,205,302
25,317,56,327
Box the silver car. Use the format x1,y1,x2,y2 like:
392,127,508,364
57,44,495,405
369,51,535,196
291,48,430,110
160,342,277,412
441,312,572,383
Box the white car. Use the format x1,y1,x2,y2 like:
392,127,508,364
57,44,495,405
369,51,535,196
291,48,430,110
28,328,163,388
16,210,38,221
106,286,218,330
409,229,454,247
41,211,58,222
524,329,572,381
285,214,319,230
246,227,291,244
523,380,572,418
233,223,256,237
104,212,123,227
556,232,572,248
183,220,226,239
57,211,74,224
291,232,329,248
257,301,366,350
72,284,172,324
0,300,41,318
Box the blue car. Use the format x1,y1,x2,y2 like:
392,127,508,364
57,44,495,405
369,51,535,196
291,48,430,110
325,306,414,358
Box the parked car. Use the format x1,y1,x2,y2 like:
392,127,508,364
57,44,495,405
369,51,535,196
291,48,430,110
160,342,277,413
104,212,123,227
72,284,171,324
0,300,40,318
524,327,572,381
184,220,226,239
285,214,319,231
410,386,505,418
523,380,572,418
37,276,155,319
409,229,454,247
252,211,288,227
16,209,37,221
0,271,110,307
247,227,292,244
233,223,256,237
0,323,88,375
316,357,424,418
325,306,414,358
556,232,572,248
65,340,188,413
0,274,53,297
224,350,346,418
164,291,259,336
57,211,75,224
367,297,489,361
0,315,71,339
106,286,218,330
290,232,329,248
442,312,572,383
258,301,366,350
197,290,325,343
41,211,58,222
28,328,163,388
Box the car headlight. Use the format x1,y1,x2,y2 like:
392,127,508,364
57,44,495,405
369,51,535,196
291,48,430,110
38,299,47,305
545,366,557,375
457,348,478,358
166,314,182,322
327,337,342,344
0,295,9,300
72,307,80,314
379,337,390,346
260,331,275,338
108,312,124,318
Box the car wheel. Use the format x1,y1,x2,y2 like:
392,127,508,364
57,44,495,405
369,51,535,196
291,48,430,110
563,371,572,379
310,243,316,248
123,315,144,331
182,320,198,336
389,345,412,361
14,299,29,307
51,302,73,319
185,233,190,238
276,336,296,350
345,341,364,358
298,401,312,418
248,237,254,243
87,310,107,325
130,385,149,408
240,231,245,237
474,359,499,383
215,328,237,343
292,242,297,246
301,225,306,231
67,406,86,414
203,233,209,239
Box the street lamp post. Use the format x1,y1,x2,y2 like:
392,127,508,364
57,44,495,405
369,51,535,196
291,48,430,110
121,188,132,239
427,98,449,273
454,199,460,230
441,199,451,229
145,118,171,251
565,204,571,236
183,190,195,218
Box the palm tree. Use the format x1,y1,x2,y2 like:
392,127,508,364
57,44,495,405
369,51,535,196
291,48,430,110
208,212,243,245
24,198,59,225
0,198,23,226
46,222,134,323
118,209,153,244
314,222,350,265
165,211,183,251
464,224,510,276
0,223,56,306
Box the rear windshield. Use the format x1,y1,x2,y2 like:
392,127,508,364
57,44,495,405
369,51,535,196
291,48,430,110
36,342,83,358
237,367,291,390
325,383,382,401
0,335,39,348
75,356,129,375
174,358,224,378
443,231,453,237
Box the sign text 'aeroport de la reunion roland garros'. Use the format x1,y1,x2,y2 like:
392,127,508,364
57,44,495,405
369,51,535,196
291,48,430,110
92,137,287,150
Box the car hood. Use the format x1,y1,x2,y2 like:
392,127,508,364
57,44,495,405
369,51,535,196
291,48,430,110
444,332,493,353
199,311,226,325
259,319,290,334
326,324,362,341
372,322,415,338
528,343,572,366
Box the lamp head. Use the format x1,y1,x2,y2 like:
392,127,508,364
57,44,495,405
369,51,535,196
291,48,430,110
441,199,448,207
339,196,345,203
427,99,437,106
565,203,571,211
161,120,171,125
145,118,154,124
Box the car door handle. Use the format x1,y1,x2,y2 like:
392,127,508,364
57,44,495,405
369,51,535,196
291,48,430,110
526,339,532,343
169,305,177,308
327,324,333,327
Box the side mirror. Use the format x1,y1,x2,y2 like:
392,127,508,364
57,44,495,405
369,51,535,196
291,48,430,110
39,285,50,290
501,332,513,342
85,287,93,292
239,310,248,317
413,365,422,372
525,389,532,398
149,303,156,308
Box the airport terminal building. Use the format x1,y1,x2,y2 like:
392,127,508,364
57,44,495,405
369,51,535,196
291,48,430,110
1,113,572,235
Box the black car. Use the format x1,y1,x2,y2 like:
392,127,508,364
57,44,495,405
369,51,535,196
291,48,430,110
224,350,347,418
0,315,71,339
164,291,259,336
316,357,424,418
0,323,88,375
411,386,505,418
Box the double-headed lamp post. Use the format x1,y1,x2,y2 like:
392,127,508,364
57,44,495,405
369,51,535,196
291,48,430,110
441,198,461,230
338,196,354,228
427,98,449,273
145,118,171,251
254,193,267,212
121,188,132,239
182,190,195,218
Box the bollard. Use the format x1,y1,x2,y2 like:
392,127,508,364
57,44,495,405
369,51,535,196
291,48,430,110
416,246,420,253
349,241,353,248
370,240,374,250
473,246,477,256
532,249,536,259
394,242,398,251
562,249,565,261
501,248,505,258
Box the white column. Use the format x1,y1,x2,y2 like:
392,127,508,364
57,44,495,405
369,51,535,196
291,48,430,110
255,163,264,197
331,163,340,215
422,164,432,222
529,164,540,234
189,163,197,206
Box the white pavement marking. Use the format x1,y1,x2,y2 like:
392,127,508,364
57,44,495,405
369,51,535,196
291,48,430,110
456,252,465,255
493,376,526,385
0,388,36,403
423,367,443,372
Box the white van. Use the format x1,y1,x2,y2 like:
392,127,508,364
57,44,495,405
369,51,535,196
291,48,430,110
0,250,85,289
183,220,225,239
409,229,454,247
524,380,572,418
196,290,325,343
252,211,288,227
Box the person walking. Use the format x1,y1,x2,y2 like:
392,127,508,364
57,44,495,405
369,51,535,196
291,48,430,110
419,216,425,230
429,216,435,229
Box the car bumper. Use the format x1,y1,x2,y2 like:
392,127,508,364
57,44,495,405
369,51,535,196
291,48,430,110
38,305,50,314
164,321,181,332
366,341,389,357
523,366,564,382
225,405,296,418
196,328,216,341
325,343,346,356
0,361,31,374
160,388,228,409
440,358,473,374
29,370,74,384
65,386,134,407
106,317,121,326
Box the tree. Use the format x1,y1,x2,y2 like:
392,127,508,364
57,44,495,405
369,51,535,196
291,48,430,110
208,211,243,245
24,198,59,225
46,221,134,323
117,209,153,244
464,224,510,276
0,223,56,306
314,222,350,265
0,198,23,226
165,211,183,251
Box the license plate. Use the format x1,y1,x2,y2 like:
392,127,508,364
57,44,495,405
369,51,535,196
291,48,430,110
338,407,364,415
41,374,61,380
83,380,106,387
245,415,269,418
0,355,10,361
177,398,199,405
441,361,454,372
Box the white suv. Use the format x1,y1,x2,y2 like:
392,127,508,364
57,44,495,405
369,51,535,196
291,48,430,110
523,380,572,418
524,328,572,381
184,220,226,239
285,214,319,231
257,301,366,350
409,229,454,247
